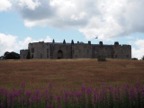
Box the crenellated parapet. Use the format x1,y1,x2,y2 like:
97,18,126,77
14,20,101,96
20,40,131,59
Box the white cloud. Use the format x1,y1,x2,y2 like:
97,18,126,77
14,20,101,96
0,0,12,11
80,0,144,39
0,33,52,56
0,33,143,59
132,39,144,59
18,0,40,10
0,33,17,54
10,0,144,40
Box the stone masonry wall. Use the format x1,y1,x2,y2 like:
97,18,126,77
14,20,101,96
20,50,28,59
20,41,131,59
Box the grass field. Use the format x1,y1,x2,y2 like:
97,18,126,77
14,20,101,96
0,59,144,93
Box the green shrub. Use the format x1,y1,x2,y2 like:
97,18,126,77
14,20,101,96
142,56,144,60
4,51,20,59
131,58,138,60
97,55,106,62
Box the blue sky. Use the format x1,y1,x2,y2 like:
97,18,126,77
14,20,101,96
0,0,144,59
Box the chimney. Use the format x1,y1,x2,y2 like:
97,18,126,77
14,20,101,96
71,40,74,44
99,41,103,46
63,39,66,44
114,41,119,46
88,41,91,45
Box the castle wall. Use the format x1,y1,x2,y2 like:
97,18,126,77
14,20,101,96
29,42,49,59
51,44,72,59
72,44,92,58
113,45,131,59
92,45,114,58
21,41,131,59
20,50,28,59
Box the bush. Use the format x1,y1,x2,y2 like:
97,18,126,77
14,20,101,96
142,56,144,60
4,51,20,59
97,55,106,62
0,83,144,108
132,58,138,60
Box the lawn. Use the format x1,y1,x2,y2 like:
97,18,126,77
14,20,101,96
0,59,144,92
0,59,144,108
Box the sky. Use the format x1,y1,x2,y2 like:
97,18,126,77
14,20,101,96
0,0,144,59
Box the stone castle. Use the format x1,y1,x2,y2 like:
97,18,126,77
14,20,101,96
20,40,131,59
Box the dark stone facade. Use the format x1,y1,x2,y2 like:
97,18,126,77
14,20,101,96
20,41,131,59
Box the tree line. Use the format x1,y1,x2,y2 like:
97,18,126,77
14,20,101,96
0,51,20,60
0,51,144,60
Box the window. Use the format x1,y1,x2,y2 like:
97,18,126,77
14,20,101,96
57,50,63,59
47,49,49,53
72,50,74,54
31,54,34,58
47,49,49,58
40,54,42,58
31,48,35,53
126,55,129,58
87,49,89,53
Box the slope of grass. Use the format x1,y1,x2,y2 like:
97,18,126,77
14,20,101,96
0,59,144,92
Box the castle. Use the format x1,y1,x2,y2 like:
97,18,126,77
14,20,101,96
20,40,131,59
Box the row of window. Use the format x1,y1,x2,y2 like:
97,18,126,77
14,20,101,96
31,48,90,54
30,47,130,58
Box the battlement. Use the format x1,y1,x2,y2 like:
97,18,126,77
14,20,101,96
20,40,131,59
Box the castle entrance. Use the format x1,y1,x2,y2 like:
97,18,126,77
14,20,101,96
57,50,63,59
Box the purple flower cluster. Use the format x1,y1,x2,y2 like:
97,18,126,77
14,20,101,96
0,83,144,108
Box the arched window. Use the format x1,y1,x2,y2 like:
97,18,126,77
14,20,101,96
57,50,63,59
31,54,34,58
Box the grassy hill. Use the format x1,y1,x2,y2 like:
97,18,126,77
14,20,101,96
0,59,144,92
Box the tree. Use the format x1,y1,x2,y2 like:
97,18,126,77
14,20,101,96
132,58,138,60
97,55,107,62
4,51,20,59
0,56,4,60
4,52,10,57
142,56,144,60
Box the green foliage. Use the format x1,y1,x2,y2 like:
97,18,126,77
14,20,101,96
97,55,107,62
4,51,20,59
142,56,144,60
132,58,138,60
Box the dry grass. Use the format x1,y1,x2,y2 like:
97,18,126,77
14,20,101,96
0,59,144,93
